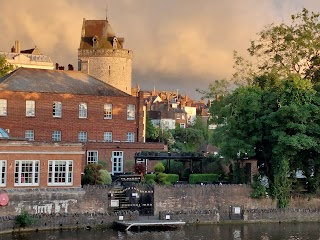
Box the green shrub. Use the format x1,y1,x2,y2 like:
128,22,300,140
251,175,267,198
82,164,103,185
166,174,179,183
99,169,112,185
15,210,34,228
145,174,156,183
181,168,191,180
154,162,165,173
162,160,184,174
189,174,220,184
156,172,168,184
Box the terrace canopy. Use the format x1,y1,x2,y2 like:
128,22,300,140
134,151,204,174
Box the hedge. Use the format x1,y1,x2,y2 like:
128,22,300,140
189,174,220,184
166,174,179,183
145,174,156,183
144,173,179,184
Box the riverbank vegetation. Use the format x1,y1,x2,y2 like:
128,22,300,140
200,8,320,207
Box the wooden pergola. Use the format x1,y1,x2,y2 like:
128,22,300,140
134,151,205,173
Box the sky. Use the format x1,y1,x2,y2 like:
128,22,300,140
1,0,320,100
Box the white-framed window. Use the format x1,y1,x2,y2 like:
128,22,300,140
48,160,73,186
53,101,62,118
112,151,123,175
52,130,61,142
87,151,98,164
127,104,135,120
104,132,112,142
180,123,186,129
126,132,135,142
0,160,6,187
176,113,180,119
25,130,34,141
104,103,112,119
79,102,87,118
182,114,185,120
0,99,7,116
26,100,35,117
78,131,87,142
14,160,39,186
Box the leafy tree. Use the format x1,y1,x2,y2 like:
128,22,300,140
233,8,320,85
99,169,112,185
146,115,159,142
82,164,103,185
0,55,14,77
172,127,205,152
209,73,320,206
160,129,175,149
203,8,320,207
196,79,231,100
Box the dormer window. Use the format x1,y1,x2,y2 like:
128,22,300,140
92,36,99,48
113,37,118,49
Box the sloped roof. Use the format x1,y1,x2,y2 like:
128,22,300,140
0,68,130,96
20,46,42,55
79,19,124,50
148,111,161,120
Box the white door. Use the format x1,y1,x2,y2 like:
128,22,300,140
112,151,123,175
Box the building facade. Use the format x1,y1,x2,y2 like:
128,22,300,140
0,68,164,176
0,140,84,189
0,40,54,70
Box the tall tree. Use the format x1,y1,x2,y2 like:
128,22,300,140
0,56,14,77
209,73,320,207
233,8,320,85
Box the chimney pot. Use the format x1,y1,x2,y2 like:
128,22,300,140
68,64,74,71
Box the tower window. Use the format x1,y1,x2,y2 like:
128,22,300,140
92,36,99,48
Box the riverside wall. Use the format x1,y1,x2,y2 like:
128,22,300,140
1,184,320,232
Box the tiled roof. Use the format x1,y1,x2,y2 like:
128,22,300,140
0,68,130,97
79,19,124,50
148,111,161,120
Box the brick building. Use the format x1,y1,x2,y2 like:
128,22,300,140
0,139,84,189
0,68,164,178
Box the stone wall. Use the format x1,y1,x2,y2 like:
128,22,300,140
0,211,139,233
153,184,277,215
1,184,320,233
78,49,133,95
0,186,111,217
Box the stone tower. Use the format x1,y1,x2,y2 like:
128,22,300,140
78,18,133,94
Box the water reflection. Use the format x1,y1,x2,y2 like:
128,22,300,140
1,222,320,240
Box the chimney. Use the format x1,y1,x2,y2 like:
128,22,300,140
68,64,74,71
15,40,20,53
55,63,59,70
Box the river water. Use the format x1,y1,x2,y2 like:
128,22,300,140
1,222,320,240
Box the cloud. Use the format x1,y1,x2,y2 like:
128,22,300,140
1,0,320,99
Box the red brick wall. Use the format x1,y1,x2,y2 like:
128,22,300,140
0,91,140,143
85,142,166,173
0,141,84,189
0,91,166,175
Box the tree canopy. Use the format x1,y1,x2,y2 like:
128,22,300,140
206,8,320,207
234,8,320,85
0,55,14,77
